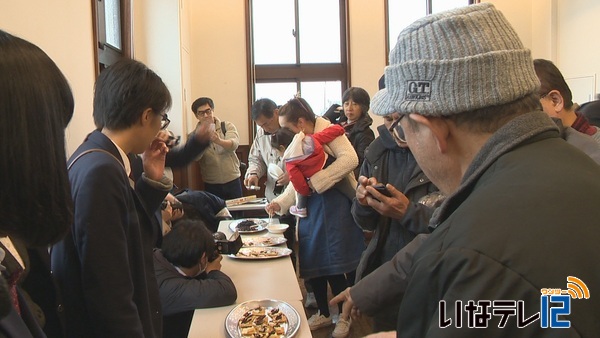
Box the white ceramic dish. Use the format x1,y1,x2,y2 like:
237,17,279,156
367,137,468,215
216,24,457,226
225,299,300,338
267,223,289,234
242,237,288,247
229,247,292,260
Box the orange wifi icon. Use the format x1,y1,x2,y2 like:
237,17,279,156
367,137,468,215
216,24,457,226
566,276,590,299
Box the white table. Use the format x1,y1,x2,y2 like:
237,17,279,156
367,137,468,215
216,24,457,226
188,219,307,337
226,198,268,212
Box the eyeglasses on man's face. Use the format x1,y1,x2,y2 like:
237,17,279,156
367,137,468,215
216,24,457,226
160,113,170,130
196,108,213,116
390,115,406,144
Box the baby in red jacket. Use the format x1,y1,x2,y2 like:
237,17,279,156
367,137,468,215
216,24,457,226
270,124,355,217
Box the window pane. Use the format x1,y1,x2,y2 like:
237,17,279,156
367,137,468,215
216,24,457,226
252,0,296,65
298,0,341,63
431,0,470,14
300,81,342,116
255,82,298,107
387,0,426,51
104,0,122,50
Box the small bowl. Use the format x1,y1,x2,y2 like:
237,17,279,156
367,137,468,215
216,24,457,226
267,223,289,234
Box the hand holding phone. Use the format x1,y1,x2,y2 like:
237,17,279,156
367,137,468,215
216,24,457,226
372,183,392,197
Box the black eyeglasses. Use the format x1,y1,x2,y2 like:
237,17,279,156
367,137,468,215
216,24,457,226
390,115,406,144
196,108,213,116
160,113,170,130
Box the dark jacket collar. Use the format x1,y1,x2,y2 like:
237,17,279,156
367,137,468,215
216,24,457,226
429,111,559,230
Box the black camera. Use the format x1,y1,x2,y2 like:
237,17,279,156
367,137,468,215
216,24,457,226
160,200,183,211
209,231,242,261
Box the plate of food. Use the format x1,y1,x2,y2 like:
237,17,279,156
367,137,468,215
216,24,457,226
229,247,292,260
229,218,268,234
225,299,300,338
242,237,288,247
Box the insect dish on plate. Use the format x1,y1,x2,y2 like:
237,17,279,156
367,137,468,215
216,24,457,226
225,299,300,338
229,218,268,233
230,247,292,260
242,237,287,247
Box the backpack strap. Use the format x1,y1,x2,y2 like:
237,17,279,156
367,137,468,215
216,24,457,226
67,148,123,171
221,121,227,137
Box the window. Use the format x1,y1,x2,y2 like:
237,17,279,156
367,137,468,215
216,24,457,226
386,0,477,59
92,0,132,75
248,0,348,122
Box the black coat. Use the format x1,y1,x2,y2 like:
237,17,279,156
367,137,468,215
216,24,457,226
51,131,167,338
343,114,375,178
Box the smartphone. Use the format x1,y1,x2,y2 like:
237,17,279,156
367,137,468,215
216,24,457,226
372,183,392,197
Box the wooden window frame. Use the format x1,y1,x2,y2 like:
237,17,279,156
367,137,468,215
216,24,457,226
92,0,133,76
245,0,349,141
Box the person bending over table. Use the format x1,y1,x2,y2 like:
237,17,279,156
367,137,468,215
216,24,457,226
154,219,237,338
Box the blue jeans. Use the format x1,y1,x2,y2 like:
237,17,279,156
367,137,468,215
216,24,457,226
204,178,242,200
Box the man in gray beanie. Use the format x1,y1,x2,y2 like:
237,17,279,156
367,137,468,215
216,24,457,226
331,3,600,337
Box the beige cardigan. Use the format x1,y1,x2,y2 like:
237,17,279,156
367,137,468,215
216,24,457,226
273,117,358,214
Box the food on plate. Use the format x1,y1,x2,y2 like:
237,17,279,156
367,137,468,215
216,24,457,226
235,219,267,232
236,248,280,258
239,306,288,337
242,237,285,247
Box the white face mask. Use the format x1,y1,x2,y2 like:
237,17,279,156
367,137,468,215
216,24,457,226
193,260,207,277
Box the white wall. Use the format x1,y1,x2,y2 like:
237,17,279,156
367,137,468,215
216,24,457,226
133,0,186,138
486,0,600,103
556,0,600,102
348,0,387,133
188,0,250,143
0,0,96,155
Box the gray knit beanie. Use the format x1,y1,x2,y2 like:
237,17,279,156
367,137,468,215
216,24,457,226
372,3,540,117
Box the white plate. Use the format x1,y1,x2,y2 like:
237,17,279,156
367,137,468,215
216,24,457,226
229,219,268,234
229,247,292,260
242,237,288,247
225,299,300,338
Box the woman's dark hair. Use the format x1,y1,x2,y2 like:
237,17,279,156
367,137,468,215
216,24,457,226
93,58,172,130
270,127,296,150
191,97,214,113
251,98,277,121
0,30,74,246
278,97,316,125
533,59,573,110
342,87,371,117
162,219,215,268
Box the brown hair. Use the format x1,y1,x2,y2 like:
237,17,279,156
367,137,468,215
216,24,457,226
278,97,316,125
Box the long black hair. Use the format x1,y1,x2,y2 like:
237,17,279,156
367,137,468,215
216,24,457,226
0,29,74,246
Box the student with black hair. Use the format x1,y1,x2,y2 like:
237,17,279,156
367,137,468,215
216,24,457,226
52,58,174,338
154,219,236,338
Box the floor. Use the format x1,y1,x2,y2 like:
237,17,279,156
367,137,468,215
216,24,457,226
297,276,374,338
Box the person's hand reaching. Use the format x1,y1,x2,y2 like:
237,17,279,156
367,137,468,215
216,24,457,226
142,137,169,181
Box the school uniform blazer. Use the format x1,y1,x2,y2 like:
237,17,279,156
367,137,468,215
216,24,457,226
51,130,168,338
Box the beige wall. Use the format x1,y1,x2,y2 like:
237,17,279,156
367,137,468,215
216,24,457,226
188,0,250,143
0,0,96,155
2,0,600,153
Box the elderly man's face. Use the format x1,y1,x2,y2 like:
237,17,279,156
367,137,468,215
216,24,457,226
401,114,457,195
